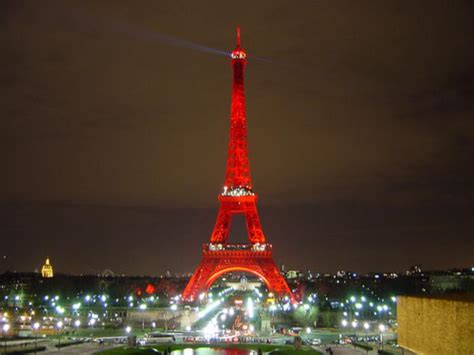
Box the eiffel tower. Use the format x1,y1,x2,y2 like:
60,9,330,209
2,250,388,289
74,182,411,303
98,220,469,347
182,28,294,302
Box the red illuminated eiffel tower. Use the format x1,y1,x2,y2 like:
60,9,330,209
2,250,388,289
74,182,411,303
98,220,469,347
182,28,294,302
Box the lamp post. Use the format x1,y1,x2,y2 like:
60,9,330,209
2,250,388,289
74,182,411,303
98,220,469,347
33,322,40,355
170,304,178,330
363,322,369,344
139,304,147,331
74,320,80,347
379,324,386,350
3,323,10,354
56,321,63,351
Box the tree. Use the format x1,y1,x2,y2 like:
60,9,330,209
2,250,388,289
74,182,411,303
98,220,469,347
292,305,319,327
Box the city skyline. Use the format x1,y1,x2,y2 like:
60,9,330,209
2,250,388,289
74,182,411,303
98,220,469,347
1,1,473,275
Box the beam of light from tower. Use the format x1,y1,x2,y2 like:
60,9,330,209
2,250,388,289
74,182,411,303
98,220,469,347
56,5,277,63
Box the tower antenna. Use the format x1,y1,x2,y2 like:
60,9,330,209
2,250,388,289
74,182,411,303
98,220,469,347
236,26,241,47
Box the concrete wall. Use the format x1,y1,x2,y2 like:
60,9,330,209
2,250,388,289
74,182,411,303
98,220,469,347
397,295,474,355
126,308,198,330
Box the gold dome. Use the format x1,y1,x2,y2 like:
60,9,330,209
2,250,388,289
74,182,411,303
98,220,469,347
41,257,54,278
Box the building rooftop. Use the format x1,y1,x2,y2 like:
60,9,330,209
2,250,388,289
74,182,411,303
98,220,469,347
400,292,474,303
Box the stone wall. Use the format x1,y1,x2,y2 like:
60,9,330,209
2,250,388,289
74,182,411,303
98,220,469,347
397,295,474,355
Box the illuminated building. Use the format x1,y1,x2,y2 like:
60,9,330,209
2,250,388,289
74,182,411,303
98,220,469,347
41,257,54,278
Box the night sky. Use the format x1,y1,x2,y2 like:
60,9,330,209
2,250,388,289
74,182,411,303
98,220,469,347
1,1,473,275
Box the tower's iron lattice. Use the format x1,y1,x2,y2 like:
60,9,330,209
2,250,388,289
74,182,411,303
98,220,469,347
182,28,294,302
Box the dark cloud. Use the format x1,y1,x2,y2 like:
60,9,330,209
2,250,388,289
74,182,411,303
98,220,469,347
0,0,472,274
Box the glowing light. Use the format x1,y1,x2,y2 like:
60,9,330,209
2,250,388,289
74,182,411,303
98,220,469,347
197,299,221,320
33,322,40,330
74,320,81,328
125,326,131,334
363,322,370,330
379,324,386,332
247,298,254,318
341,319,348,327
170,304,178,311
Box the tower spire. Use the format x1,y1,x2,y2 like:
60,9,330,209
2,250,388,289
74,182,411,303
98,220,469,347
227,27,250,190
236,26,241,47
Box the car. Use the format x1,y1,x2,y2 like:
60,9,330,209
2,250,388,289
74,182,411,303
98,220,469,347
310,339,322,345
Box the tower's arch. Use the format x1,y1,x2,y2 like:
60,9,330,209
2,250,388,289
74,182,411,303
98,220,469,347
205,266,270,290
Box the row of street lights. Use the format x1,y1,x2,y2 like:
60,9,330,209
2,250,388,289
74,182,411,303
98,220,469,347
2,319,85,354
341,319,386,348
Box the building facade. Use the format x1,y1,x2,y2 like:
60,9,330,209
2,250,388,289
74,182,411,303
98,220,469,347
397,294,474,355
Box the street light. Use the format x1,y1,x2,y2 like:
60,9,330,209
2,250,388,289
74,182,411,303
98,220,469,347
125,326,132,334
56,321,63,351
139,304,147,331
33,322,40,354
3,323,10,354
170,304,178,329
363,322,369,344
74,320,81,346
341,319,348,327
379,324,386,350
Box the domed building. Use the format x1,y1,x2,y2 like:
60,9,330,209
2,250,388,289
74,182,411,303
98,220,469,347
41,257,54,278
